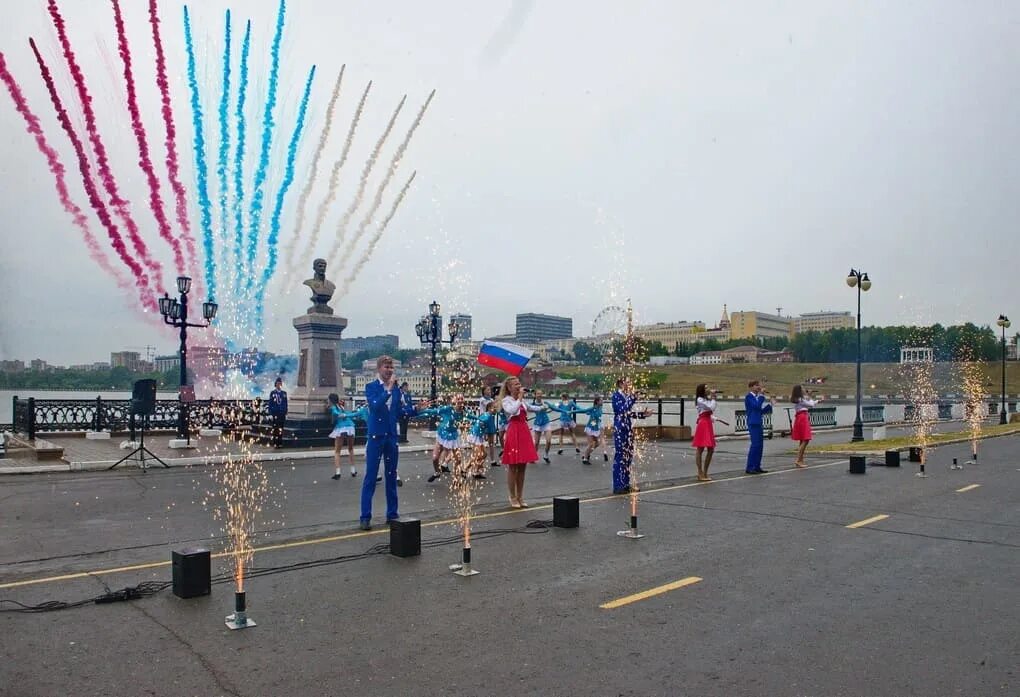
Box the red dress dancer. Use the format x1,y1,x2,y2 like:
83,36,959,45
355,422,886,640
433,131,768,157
503,399,539,465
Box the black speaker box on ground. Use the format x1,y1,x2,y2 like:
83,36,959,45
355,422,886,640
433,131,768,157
849,456,867,474
908,446,923,463
389,518,420,558
132,378,157,416
885,450,901,467
553,496,580,528
172,547,211,599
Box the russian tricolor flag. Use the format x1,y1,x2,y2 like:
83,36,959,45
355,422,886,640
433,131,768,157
477,340,533,376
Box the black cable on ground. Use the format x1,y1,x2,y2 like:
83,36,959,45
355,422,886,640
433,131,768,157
0,520,556,613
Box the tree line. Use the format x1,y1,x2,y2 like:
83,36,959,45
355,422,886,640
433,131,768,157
566,323,1013,365
0,366,180,390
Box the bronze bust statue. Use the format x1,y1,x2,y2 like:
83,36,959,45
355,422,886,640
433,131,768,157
303,258,336,315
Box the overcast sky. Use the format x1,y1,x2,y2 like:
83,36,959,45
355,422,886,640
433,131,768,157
2,0,1019,364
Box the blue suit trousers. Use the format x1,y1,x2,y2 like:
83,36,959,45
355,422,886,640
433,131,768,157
362,434,399,521
746,425,764,473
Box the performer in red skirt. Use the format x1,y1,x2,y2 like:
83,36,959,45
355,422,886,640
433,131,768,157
499,375,542,508
692,383,718,481
790,384,820,468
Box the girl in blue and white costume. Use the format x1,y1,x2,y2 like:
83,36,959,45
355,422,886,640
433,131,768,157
464,400,498,479
529,390,554,464
575,396,607,465
327,394,362,480
546,394,580,455
419,394,472,483
479,386,499,466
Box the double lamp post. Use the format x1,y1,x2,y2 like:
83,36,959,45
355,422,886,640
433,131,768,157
158,276,217,441
846,268,872,442
415,300,458,417
997,314,1011,425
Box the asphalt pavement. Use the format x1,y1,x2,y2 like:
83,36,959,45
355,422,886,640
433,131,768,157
0,431,1017,696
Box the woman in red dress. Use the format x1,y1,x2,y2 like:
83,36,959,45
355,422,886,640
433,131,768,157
499,376,541,508
691,383,718,481
790,384,820,468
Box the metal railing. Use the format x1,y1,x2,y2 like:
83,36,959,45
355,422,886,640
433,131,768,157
862,405,885,424
10,395,270,440
734,410,774,437
782,406,838,431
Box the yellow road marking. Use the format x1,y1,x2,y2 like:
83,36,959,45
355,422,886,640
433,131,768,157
0,459,845,590
600,576,702,609
846,514,889,529
955,484,981,493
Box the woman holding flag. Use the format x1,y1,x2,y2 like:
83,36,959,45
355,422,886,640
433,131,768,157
477,341,540,508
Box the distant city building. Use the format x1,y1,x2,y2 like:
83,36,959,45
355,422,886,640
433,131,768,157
1009,339,1018,361
361,359,402,371
154,354,180,373
341,334,399,356
351,370,430,395
793,311,854,335
450,313,472,341
515,313,572,342
68,362,110,372
900,347,934,364
110,351,142,370
689,351,724,366
690,345,794,365
729,311,793,340
0,359,26,372
648,356,690,366
30,358,51,371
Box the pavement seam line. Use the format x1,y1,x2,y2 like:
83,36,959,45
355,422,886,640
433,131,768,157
0,459,847,590
846,514,890,529
600,576,702,609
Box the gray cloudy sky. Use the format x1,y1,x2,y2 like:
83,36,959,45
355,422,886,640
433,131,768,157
2,0,1019,365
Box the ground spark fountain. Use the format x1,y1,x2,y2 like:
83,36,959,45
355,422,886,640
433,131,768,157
957,348,986,465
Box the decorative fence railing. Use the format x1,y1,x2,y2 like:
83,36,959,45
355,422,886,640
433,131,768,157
781,406,838,431
734,411,774,436
11,396,270,440
862,405,885,424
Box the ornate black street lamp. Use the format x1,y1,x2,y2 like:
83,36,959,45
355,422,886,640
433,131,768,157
414,300,458,422
159,276,217,441
997,314,1011,425
846,268,872,442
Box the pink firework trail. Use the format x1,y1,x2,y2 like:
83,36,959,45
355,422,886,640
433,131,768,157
29,39,156,310
0,52,129,290
149,0,199,288
47,0,164,284
111,0,185,274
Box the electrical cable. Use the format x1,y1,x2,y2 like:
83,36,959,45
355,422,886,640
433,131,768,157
0,520,554,613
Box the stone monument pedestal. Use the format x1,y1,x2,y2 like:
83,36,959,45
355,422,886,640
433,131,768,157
277,313,348,448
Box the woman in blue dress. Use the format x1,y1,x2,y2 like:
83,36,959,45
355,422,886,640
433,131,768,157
575,396,607,465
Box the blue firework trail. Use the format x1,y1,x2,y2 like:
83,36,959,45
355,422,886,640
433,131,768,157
231,19,251,295
216,10,232,284
254,64,316,333
244,0,286,292
183,5,216,301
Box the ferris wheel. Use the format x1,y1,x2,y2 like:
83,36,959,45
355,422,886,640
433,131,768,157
591,305,628,347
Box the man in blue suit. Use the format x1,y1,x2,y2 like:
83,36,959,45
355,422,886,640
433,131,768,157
361,356,415,530
745,380,774,474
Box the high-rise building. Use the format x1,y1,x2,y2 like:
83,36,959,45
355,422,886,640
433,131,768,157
154,354,180,373
728,311,793,340
110,351,143,371
340,334,399,356
450,313,472,341
515,313,572,342
792,311,854,335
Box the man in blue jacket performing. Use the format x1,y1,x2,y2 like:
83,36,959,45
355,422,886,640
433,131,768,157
744,380,774,474
267,377,288,448
611,378,647,494
361,356,416,530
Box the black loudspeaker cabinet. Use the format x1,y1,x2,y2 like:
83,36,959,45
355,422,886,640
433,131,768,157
132,378,158,416
848,456,867,475
885,450,901,467
553,496,580,528
389,518,421,558
172,547,211,598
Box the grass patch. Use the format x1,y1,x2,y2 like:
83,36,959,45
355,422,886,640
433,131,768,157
811,423,1020,453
